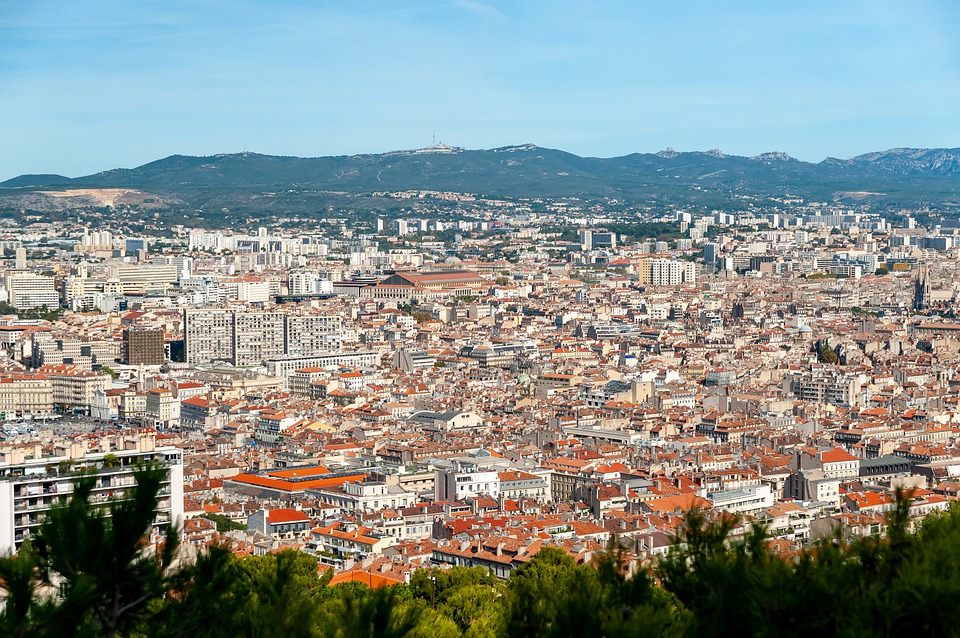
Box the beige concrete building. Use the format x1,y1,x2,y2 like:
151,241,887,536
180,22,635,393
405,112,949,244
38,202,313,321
40,366,110,414
0,373,53,416
145,388,180,427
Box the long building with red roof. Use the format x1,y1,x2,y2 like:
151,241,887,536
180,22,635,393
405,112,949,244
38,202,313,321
224,465,370,499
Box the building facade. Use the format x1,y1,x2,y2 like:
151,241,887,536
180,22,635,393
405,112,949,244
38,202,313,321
5,274,58,310
0,437,184,554
184,309,344,366
123,327,165,366
0,373,53,417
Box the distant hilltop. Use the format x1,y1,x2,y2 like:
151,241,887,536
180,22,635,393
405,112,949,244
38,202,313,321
3,144,960,213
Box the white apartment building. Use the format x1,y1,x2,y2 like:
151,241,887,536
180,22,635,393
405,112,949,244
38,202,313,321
183,308,235,364
32,333,120,368
288,272,334,296
220,279,271,303
62,275,104,310
120,391,147,420
183,309,344,366
284,315,342,357
254,412,301,444
435,466,500,501
782,371,862,407
649,259,697,286
707,483,774,516
188,230,234,252
0,436,184,554
106,264,180,294
106,263,179,284
179,277,223,306
5,274,58,310
796,447,862,480
261,351,378,382
151,256,192,278
288,367,330,397
74,230,115,256
394,347,436,372
786,469,841,507
233,312,286,366
145,388,181,427
309,479,417,513
498,470,550,502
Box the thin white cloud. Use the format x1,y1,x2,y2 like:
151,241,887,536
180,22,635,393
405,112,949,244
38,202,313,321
451,0,504,19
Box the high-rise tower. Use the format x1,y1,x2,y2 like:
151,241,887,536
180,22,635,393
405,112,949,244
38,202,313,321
914,265,930,311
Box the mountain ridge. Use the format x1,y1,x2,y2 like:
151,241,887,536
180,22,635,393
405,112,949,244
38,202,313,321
2,145,960,214
7,144,960,187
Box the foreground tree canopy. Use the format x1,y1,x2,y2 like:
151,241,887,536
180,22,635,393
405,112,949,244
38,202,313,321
2,469,960,637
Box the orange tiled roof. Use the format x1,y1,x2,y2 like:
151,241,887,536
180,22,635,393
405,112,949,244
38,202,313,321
267,508,311,524
328,569,404,589
230,468,369,492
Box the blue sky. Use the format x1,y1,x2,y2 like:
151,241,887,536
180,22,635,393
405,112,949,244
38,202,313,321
2,0,959,179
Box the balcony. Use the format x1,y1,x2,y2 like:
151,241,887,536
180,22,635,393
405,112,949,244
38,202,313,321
14,497,64,512
15,515,41,528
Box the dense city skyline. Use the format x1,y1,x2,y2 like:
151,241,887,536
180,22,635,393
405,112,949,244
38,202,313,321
3,1,960,181
7,3,960,633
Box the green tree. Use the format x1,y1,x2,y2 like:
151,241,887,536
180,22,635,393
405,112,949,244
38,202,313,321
149,546,247,638
818,343,838,364
504,545,685,638
33,464,179,638
442,584,502,637
155,548,329,638
653,493,960,638
0,540,59,638
234,550,325,637
504,547,576,638
317,584,422,638
203,513,246,533
410,566,499,607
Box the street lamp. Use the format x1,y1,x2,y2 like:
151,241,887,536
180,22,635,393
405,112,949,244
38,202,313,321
431,574,437,609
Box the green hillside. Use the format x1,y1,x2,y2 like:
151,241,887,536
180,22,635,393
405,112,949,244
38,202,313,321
3,146,960,218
